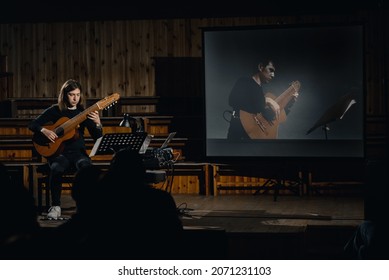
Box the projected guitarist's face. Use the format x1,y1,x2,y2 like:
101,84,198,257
259,62,275,84
67,89,81,109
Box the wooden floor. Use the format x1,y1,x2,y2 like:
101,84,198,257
38,190,364,260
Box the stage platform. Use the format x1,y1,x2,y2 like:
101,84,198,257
38,192,364,260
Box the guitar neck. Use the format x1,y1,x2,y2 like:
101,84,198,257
57,103,99,135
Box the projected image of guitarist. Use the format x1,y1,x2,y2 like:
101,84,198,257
28,79,114,220
226,59,300,140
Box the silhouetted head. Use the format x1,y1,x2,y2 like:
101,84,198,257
72,165,102,211
109,148,146,184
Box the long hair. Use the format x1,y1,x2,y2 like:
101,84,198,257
57,79,85,111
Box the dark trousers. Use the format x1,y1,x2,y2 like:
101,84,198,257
48,151,92,206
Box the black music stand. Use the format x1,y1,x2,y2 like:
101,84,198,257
306,93,356,139
90,132,148,156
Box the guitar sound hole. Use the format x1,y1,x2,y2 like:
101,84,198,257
55,127,64,137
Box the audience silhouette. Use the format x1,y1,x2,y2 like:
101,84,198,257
51,149,183,259
344,220,389,259
91,148,184,259
51,164,104,259
344,159,389,259
0,162,40,259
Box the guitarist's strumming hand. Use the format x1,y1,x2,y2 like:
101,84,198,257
265,97,280,122
40,127,58,143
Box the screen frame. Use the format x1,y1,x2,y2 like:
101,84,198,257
201,22,366,165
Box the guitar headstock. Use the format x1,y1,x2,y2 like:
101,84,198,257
97,93,121,110
291,81,301,92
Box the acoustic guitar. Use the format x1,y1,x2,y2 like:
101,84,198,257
32,93,120,158
240,81,301,139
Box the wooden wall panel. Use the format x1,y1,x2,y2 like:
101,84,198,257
0,11,388,159
0,15,382,99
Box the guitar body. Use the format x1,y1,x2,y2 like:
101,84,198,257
32,117,77,158
32,93,120,158
240,107,286,139
240,81,300,139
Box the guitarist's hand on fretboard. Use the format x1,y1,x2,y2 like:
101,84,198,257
291,91,299,102
87,110,101,125
40,127,58,143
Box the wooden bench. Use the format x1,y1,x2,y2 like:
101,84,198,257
31,161,210,213
306,160,365,195
158,162,212,195
212,163,305,201
0,116,179,160
0,96,160,118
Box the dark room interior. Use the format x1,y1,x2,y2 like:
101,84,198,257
0,0,388,267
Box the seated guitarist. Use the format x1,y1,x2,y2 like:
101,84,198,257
28,79,103,220
226,59,299,140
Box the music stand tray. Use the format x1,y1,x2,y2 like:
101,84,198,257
306,92,356,138
89,132,148,157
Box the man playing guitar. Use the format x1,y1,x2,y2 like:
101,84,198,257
227,59,300,140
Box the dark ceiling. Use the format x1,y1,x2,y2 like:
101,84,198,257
2,1,385,23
